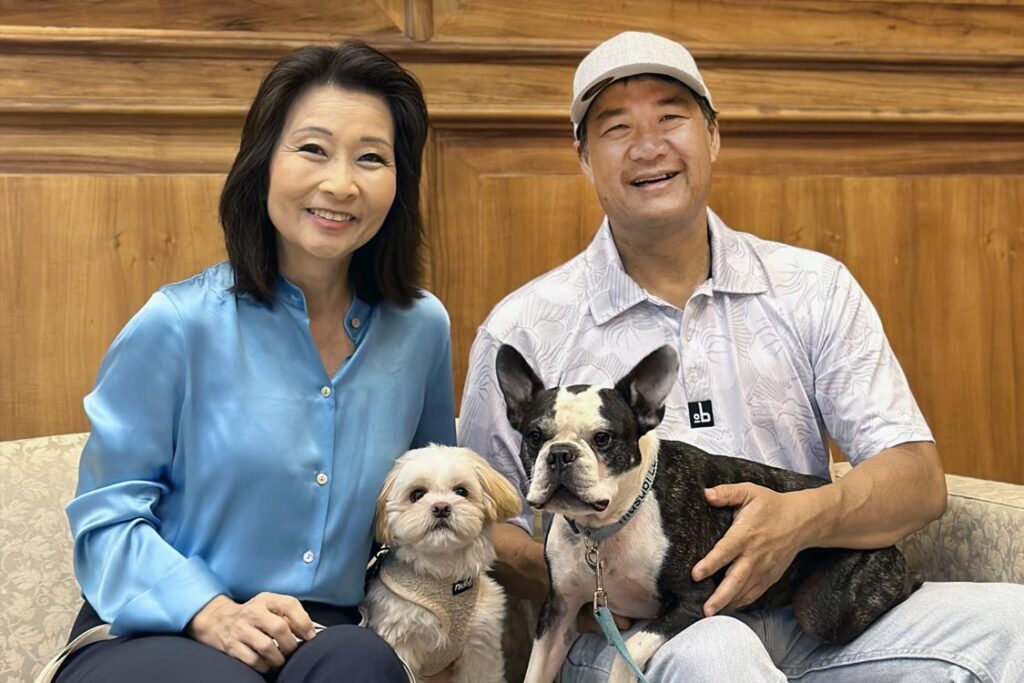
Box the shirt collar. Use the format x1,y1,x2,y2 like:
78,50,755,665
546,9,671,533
274,274,373,345
706,209,770,295
585,217,648,325
585,208,769,324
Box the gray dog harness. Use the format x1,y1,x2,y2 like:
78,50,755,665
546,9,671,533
377,557,480,676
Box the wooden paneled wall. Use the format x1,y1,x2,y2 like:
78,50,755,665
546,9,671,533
2,1,1022,484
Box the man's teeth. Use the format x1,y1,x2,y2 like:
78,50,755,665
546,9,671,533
632,172,676,186
309,208,355,221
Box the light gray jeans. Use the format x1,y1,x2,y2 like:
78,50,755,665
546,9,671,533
560,582,1024,682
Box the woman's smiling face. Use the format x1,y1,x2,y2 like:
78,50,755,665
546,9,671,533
267,84,397,279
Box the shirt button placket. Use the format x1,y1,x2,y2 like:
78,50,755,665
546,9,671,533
308,386,332,571
314,386,332,569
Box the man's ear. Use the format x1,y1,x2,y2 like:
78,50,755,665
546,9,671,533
575,139,594,183
495,344,544,432
614,346,679,435
707,119,720,163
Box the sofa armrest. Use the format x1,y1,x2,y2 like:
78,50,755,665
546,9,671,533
899,474,1024,583
0,433,88,683
831,462,1024,583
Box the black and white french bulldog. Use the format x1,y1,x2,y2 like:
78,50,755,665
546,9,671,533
495,344,921,683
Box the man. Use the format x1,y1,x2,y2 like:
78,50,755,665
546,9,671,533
459,31,1024,681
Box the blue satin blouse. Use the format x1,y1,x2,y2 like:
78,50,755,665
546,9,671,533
67,262,456,635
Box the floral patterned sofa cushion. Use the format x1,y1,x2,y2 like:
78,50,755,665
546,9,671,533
1,434,1022,683
1,434,85,683
832,462,1024,583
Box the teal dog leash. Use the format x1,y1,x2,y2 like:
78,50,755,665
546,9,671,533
572,458,659,683
586,539,650,683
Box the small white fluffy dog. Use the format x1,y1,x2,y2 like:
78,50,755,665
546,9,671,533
361,445,521,683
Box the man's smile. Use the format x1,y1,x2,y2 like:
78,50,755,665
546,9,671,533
630,171,679,188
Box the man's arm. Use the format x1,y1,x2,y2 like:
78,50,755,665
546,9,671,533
798,440,946,548
692,260,945,616
491,522,549,601
458,329,549,600
693,441,946,616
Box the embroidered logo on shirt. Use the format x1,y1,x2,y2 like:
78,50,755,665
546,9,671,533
688,400,715,428
452,577,474,595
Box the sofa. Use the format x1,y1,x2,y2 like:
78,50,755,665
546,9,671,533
2,433,1023,683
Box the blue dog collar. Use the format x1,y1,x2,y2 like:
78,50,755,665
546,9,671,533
567,457,658,543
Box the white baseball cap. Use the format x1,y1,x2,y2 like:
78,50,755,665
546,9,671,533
571,31,716,138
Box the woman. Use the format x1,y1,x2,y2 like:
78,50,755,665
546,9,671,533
53,41,455,682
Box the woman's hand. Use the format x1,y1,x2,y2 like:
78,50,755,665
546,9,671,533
186,593,316,673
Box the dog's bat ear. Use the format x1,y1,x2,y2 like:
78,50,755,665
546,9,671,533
374,465,399,546
615,345,679,435
495,344,545,432
467,449,523,522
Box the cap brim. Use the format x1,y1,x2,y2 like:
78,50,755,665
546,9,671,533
571,64,715,137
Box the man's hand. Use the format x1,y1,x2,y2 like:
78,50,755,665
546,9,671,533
691,484,817,617
186,593,316,673
576,604,632,635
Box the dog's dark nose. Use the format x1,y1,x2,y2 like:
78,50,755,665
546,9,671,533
432,502,451,518
547,445,577,472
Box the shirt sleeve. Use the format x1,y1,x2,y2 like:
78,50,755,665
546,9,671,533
67,291,228,636
412,317,457,448
457,328,533,533
812,265,934,464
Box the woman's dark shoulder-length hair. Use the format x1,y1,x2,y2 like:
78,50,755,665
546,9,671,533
219,40,428,307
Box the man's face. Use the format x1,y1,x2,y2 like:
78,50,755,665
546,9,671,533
577,76,719,237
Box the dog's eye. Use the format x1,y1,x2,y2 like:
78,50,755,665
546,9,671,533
593,431,612,449
409,488,426,502
526,428,544,448
454,486,469,497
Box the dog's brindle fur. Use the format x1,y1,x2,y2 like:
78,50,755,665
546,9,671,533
496,344,921,683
